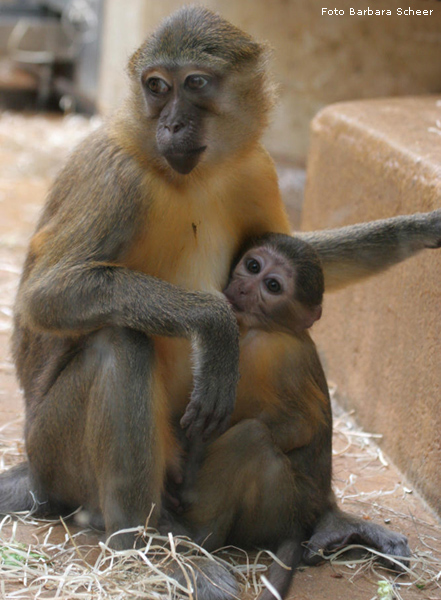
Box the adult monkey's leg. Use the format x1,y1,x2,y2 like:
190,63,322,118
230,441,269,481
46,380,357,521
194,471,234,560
25,327,167,549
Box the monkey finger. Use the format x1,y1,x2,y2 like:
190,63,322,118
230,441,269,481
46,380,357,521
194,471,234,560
180,398,216,437
181,375,236,438
180,404,199,431
180,408,204,438
184,414,208,439
184,407,228,439
202,412,231,440
185,413,215,439
180,401,200,429
163,489,183,512
425,208,441,247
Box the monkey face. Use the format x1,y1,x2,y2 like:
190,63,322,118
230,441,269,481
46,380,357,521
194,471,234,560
224,247,295,331
139,64,269,175
127,6,276,175
224,245,323,335
141,68,216,174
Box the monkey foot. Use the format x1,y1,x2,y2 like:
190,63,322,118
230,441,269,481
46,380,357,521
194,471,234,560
303,508,410,570
168,556,238,600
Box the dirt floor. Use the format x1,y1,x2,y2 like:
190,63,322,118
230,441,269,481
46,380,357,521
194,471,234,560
0,112,440,600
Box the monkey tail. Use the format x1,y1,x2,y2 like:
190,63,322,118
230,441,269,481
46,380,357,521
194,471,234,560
258,539,303,600
0,462,36,513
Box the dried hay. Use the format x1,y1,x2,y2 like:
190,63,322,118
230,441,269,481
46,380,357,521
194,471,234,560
0,514,274,599
0,390,440,599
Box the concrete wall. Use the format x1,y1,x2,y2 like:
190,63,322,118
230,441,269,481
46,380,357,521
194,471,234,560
302,97,441,514
97,0,441,164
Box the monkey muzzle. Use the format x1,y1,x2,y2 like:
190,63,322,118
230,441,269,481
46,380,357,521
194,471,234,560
224,284,253,316
164,146,207,175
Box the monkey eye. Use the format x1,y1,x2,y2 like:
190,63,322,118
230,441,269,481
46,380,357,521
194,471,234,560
146,77,171,95
246,258,261,274
265,279,282,294
185,74,210,90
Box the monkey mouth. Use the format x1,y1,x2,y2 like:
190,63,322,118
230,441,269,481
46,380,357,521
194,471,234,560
224,293,239,311
225,298,244,314
165,146,207,175
226,298,238,311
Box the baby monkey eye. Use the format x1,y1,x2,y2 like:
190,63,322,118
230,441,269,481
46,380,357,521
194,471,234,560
186,74,210,90
146,77,170,95
246,258,261,274
265,279,282,294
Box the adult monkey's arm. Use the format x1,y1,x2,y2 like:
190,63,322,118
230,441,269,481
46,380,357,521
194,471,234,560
299,210,441,290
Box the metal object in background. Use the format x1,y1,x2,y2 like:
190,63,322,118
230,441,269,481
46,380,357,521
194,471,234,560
0,0,102,112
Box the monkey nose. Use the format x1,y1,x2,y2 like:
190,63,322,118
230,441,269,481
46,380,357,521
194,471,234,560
172,122,185,133
165,121,185,134
239,281,253,295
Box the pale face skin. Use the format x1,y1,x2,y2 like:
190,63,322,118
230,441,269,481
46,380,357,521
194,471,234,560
224,246,322,335
224,247,296,333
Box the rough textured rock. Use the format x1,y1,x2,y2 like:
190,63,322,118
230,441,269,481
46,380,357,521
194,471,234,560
302,96,441,515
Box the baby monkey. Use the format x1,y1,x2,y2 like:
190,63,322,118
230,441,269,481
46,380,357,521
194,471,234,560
168,234,406,598
166,233,329,597
173,232,325,485
171,232,326,508
224,232,324,336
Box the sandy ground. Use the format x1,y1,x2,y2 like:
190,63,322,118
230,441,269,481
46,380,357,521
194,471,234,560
0,112,440,599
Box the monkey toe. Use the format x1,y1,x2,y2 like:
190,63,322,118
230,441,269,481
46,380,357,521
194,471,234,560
377,531,411,570
303,526,410,570
169,557,239,600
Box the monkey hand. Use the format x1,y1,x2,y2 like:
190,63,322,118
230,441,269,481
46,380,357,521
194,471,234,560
180,301,240,440
181,368,239,440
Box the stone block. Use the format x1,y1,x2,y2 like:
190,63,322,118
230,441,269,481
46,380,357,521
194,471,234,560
302,96,441,515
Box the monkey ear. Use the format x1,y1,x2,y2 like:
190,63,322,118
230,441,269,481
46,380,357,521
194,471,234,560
298,305,322,331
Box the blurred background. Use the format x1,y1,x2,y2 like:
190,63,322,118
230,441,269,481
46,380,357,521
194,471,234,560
0,0,102,114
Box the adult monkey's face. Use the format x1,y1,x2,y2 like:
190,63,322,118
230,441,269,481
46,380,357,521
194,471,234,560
141,67,213,175
127,6,276,175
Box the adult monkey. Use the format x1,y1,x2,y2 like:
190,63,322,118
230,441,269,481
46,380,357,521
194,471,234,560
1,5,440,598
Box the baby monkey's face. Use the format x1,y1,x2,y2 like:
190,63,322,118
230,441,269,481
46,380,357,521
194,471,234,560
224,244,323,334
224,246,296,332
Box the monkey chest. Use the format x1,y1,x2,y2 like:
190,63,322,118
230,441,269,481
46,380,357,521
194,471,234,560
123,199,238,292
120,168,291,407
122,157,290,290
121,190,240,407
233,332,299,422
